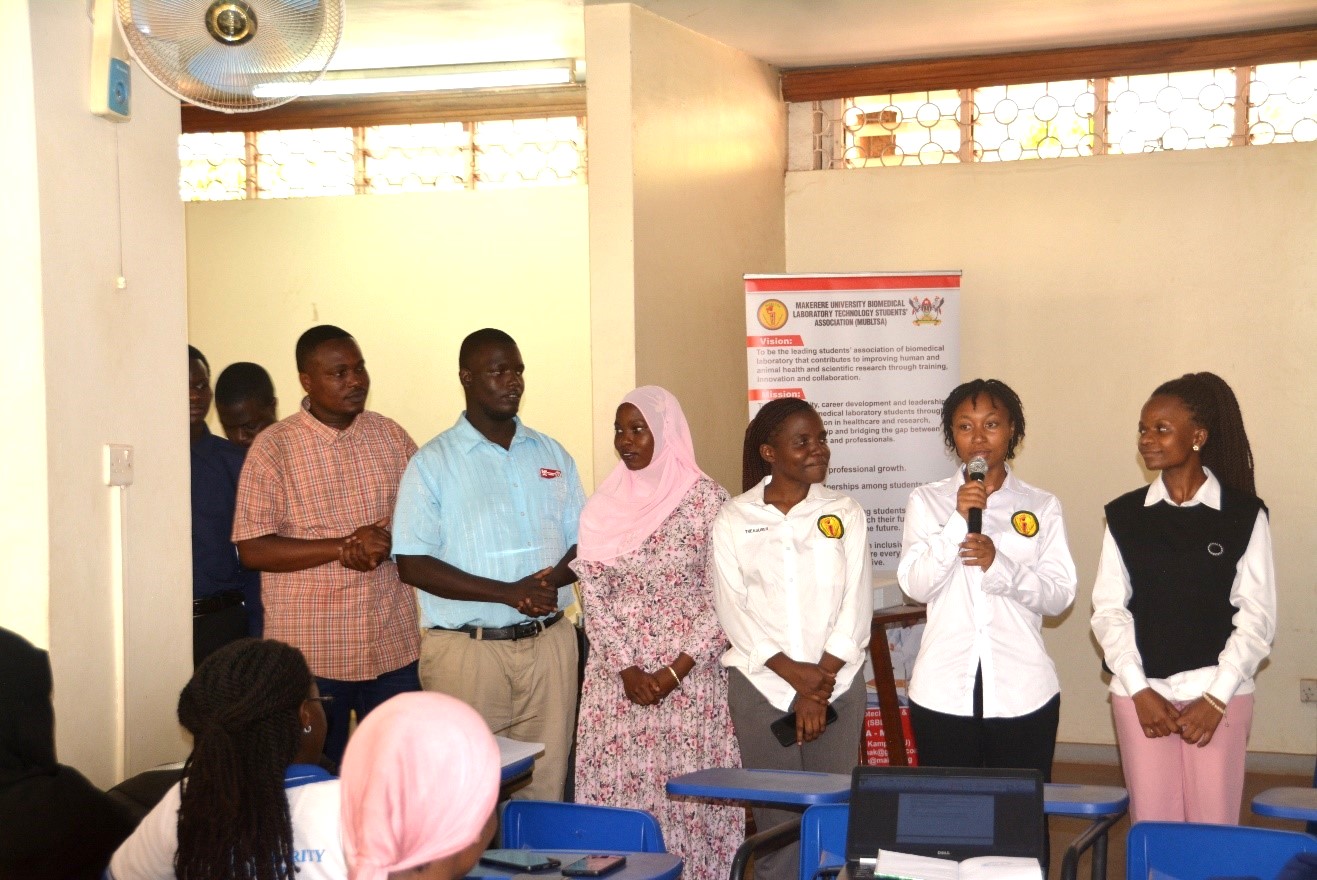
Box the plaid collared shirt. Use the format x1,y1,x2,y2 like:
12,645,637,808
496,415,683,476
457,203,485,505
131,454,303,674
233,400,420,681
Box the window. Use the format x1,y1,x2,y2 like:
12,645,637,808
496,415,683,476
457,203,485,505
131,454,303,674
784,29,1316,171
179,116,587,201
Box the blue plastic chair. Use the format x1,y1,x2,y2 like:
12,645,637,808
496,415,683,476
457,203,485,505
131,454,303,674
500,801,667,853
799,804,849,880
1126,821,1317,880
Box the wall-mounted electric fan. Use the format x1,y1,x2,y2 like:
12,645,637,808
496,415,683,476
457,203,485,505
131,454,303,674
114,0,346,113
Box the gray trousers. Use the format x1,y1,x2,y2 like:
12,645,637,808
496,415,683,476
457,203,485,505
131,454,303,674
727,669,866,880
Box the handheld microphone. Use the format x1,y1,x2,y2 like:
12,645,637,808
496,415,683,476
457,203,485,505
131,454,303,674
966,456,988,533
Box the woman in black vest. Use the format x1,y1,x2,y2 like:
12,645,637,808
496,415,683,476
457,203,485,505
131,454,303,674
1091,372,1275,824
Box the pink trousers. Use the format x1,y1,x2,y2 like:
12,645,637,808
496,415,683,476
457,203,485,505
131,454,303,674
1112,692,1253,824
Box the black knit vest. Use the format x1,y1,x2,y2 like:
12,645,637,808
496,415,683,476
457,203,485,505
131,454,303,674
1104,484,1264,680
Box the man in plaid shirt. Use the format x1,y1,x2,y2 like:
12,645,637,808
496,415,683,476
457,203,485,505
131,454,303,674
234,325,420,765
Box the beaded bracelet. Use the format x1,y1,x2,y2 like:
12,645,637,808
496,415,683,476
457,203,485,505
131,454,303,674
1202,692,1227,716
665,666,682,687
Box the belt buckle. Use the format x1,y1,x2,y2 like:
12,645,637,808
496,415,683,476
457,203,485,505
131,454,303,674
514,618,544,641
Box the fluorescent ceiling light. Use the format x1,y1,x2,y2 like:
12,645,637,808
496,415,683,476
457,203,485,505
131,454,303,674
253,59,581,99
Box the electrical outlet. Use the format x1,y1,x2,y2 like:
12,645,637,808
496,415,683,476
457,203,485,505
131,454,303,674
1301,679,1317,703
104,444,133,487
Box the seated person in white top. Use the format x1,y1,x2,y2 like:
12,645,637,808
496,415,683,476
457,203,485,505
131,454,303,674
109,638,345,880
897,379,1076,783
712,397,873,880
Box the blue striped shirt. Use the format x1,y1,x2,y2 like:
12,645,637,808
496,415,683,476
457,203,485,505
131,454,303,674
392,413,585,629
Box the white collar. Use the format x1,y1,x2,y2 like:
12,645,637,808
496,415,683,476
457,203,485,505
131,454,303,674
1146,467,1221,510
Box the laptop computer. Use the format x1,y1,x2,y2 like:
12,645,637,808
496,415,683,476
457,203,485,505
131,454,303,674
844,766,1045,878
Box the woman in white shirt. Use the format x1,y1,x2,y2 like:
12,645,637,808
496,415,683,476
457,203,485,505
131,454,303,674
898,379,1076,783
712,398,872,880
109,638,344,880
1091,372,1274,824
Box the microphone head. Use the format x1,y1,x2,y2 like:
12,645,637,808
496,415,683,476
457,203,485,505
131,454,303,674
967,456,989,481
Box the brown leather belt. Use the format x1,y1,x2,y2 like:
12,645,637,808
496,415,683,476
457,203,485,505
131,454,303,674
432,611,564,641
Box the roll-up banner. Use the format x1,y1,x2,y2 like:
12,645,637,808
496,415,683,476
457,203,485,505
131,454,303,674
745,272,961,573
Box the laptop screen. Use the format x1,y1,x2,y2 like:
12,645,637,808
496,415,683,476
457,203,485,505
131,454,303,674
846,767,1044,863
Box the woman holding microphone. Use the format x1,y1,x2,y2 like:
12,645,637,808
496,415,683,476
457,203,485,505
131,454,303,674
897,379,1077,782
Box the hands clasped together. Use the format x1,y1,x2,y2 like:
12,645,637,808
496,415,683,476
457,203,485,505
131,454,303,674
1132,687,1225,747
510,566,560,617
620,666,680,706
339,519,393,571
770,656,840,745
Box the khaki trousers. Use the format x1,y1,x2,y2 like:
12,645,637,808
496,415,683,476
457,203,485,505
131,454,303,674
420,620,579,801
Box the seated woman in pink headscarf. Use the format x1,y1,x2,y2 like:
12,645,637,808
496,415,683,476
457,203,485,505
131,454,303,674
569,386,742,880
339,692,500,880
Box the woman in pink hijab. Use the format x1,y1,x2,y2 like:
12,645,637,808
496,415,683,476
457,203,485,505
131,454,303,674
570,386,742,880
339,692,500,880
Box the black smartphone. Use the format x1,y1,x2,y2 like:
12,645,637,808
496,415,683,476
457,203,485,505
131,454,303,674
561,855,628,877
479,851,562,873
770,705,839,746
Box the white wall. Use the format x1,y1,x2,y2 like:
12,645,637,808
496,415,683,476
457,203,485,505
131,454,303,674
785,142,1317,754
585,4,786,489
186,187,594,482
7,0,194,786
2,0,51,648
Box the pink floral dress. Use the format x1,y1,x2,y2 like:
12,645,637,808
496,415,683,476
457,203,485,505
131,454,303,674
570,477,743,880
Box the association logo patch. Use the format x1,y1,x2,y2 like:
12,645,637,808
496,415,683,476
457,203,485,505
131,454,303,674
1011,511,1039,538
757,299,789,331
540,468,561,479
817,514,844,539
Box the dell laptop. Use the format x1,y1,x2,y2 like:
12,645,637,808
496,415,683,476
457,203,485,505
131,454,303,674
844,766,1045,878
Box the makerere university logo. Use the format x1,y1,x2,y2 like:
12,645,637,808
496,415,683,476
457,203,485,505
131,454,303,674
909,296,945,326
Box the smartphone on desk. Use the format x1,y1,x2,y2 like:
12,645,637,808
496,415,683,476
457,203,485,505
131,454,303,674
561,856,627,877
480,850,562,873
770,705,838,746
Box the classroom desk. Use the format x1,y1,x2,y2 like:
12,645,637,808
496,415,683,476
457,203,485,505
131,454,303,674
666,770,1126,880
468,852,683,880
497,736,543,794
1252,787,1317,822
666,768,851,806
667,769,849,880
1045,784,1129,880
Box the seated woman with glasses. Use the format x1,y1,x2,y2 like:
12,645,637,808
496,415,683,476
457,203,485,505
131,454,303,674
108,637,345,880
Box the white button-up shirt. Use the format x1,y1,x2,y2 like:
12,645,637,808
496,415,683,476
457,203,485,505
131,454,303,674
898,467,1077,718
1090,469,1275,703
712,477,874,712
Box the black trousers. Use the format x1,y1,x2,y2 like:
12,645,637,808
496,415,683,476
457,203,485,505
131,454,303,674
908,666,1059,871
192,604,247,668
908,665,1060,779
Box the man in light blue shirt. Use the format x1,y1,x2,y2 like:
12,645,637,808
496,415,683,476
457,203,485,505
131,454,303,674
393,328,585,801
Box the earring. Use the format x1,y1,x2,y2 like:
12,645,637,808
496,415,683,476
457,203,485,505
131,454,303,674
1192,444,1200,452
303,725,312,734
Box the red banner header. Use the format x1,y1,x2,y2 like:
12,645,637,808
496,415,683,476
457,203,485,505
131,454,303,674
747,335,804,348
748,388,806,401
745,274,960,293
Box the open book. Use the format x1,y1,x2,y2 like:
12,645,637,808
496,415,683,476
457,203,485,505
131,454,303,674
875,849,1043,880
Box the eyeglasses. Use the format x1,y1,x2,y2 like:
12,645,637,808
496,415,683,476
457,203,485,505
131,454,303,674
307,694,335,705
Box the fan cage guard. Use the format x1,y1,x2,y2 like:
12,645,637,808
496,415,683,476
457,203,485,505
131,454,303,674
116,0,346,113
